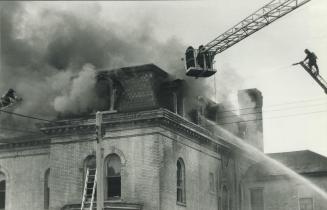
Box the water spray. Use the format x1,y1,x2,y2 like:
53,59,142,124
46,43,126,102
205,118,327,200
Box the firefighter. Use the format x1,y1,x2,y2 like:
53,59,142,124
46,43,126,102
0,89,20,108
303,49,319,76
185,46,195,69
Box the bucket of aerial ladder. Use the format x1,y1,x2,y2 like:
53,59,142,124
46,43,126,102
185,46,217,78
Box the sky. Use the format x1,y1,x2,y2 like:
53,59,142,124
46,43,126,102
1,0,326,156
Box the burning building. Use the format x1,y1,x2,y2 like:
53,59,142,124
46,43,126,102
0,64,264,210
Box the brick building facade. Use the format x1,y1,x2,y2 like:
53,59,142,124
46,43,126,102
0,64,264,210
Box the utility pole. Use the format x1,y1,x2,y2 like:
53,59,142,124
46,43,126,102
96,111,104,210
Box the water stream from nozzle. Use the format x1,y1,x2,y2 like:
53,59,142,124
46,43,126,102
204,119,327,201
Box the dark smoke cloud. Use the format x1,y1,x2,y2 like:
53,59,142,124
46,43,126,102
0,2,241,138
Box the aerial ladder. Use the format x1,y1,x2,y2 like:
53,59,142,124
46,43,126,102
184,0,327,93
292,61,327,93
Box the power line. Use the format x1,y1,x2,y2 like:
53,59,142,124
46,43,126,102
0,109,54,122
216,110,327,126
217,102,327,119
0,96,325,124
213,97,327,115
0,126,41,134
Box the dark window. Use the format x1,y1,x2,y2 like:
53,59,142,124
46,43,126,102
177,158,186,204
173,92,178,114
209,172,215,192
85,155,96,170
84,155,97,197
218,197,222,210
250,188,264,210
222,185,229,210
106,154,121,199
0,180,5,210
44,169,50,209
238,184,242,210
299,198,313,210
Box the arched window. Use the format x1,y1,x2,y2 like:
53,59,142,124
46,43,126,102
0,172,6,210
222,185,229,210
84,155,96,171
44,169,50,209
105,154,121,199
84,155,96,197
177,158,186,204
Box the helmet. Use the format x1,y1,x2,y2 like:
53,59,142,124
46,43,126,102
7,88,15,93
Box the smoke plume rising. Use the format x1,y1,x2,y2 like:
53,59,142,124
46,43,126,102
0,2,242,137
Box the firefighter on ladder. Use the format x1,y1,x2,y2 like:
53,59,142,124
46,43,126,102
303,49,319,76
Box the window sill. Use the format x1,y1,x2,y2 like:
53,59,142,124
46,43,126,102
176,201,186,207
209,190,216,195
105,198,121,202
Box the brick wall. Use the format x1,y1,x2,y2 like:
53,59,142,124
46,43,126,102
158,130,221,210
0,147,49,210
48,135,95,210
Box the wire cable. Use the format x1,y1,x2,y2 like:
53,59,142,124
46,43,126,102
0,126,41,134
0,109,54,122
217,102,327,119
216,109,327,125
213,97,327,114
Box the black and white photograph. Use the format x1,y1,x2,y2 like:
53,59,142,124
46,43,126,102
0,0,326,210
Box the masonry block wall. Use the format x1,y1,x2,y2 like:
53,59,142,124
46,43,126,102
45,114,235,210
158,129,221,210
47,125,165,210
237,89,263,151
101,128,162,210
0,64,254,210
0,146,49,210
48,135,95,210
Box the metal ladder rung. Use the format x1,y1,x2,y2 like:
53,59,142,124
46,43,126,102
81,168,97,210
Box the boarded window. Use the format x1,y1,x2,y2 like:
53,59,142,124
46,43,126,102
177,158,186,204
299,198,313,210
106,154,121,199
250,188,264,210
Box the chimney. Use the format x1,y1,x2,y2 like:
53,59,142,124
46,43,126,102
237,88,264,151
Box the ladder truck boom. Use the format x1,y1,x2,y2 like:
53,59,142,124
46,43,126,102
185,0,311,78
204,0,311,55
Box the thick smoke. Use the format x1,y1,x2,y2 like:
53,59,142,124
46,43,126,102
0,2,183,134
53,64,97,114
0,2,241,137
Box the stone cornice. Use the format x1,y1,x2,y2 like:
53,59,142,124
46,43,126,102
0,138,50,150
39,108,233,151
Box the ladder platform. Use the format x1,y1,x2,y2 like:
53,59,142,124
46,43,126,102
186,67,217,78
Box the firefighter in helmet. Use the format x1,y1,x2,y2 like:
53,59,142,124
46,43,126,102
0,89,21,108
303,49,319,76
